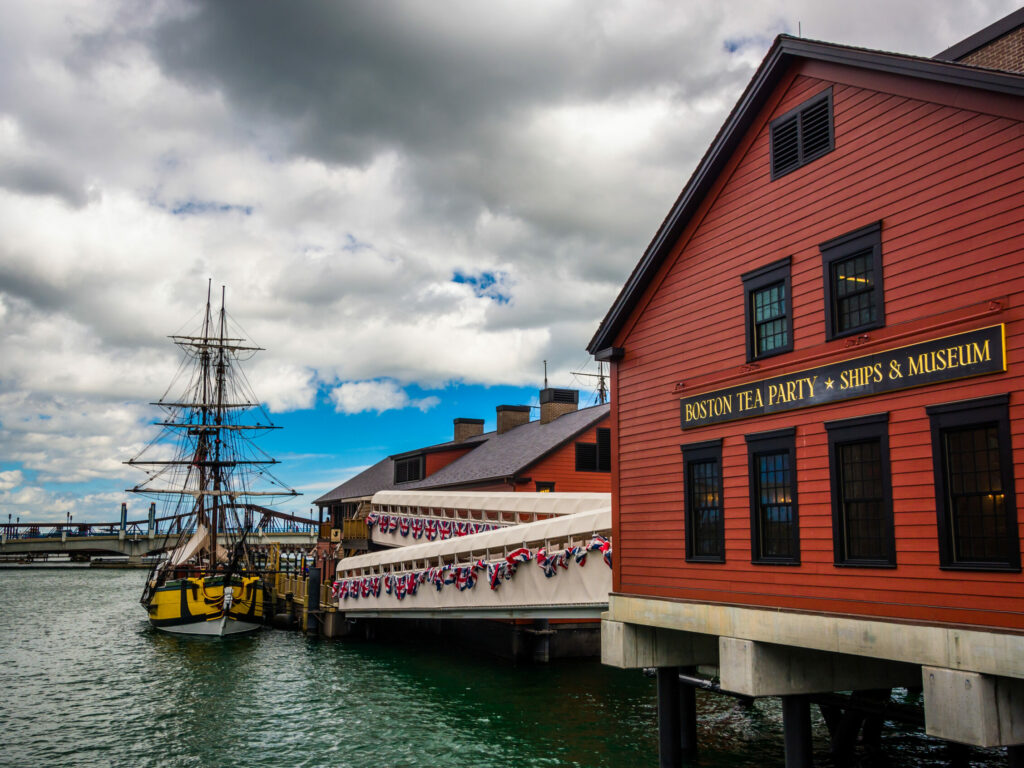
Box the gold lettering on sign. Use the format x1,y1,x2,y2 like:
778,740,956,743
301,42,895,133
907,341,990,377
680,327,1002,430
767,376,818,406
840,363,883,390
685,393,734,423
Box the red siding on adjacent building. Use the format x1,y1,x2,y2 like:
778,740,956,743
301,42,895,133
424,446,476,477
522,422,612,493
611,62,1024,631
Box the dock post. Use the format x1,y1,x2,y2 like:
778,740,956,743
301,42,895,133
657,667,682,768
305,566,320,635
532,618,551,663
781,694,814,768
679,671,697,760
945,741,970,767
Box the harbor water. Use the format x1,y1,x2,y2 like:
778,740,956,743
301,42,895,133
0,569,1002,767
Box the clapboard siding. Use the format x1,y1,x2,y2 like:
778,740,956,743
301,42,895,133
610,63,1024,631
521,421,612,493
424,446,476,476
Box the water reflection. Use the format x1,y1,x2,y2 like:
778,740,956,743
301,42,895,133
0,569,1008,768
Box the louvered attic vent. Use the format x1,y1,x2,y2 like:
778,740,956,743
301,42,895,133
770,88,834,179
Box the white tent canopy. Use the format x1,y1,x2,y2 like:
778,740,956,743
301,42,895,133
339,506,610,575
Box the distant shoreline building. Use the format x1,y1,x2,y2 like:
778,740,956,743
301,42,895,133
589,9,1024,764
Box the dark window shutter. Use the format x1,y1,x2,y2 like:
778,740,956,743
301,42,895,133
596,428,611,471
394,456,423,484
770,115,800,177
770,89,833,179
575,443,598,472
800,98,832,159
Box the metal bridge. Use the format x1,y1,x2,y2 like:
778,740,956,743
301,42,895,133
0,505,318,563
332,491,612,619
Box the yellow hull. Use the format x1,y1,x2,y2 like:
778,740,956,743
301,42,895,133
145,574,265,636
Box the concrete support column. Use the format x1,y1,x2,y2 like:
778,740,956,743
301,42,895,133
923,667,1024,748
719,637,919,698
602,621,718,669
781,695,814,768
657,667,682,768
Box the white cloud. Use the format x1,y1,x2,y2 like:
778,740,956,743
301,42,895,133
330,380,441,415
0,0,1017,515
0,470,23,491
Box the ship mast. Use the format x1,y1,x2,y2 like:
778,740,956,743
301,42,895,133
125,280,299,570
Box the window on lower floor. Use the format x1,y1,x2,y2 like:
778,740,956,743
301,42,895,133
825,413,895,567
927,395,1019,571
747,428,799,564
535,482,555,493
682,439,724,562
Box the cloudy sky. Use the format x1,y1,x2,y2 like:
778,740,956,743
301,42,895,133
0,0,1016,524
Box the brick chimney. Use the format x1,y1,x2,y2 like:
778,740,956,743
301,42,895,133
453,418,484,443
540,388,579,424
935,9,1024,73
496,405,531,434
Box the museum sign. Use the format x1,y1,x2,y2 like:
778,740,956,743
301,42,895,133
680,324,1006,430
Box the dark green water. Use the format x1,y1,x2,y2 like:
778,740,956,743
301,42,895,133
0,569,1003,767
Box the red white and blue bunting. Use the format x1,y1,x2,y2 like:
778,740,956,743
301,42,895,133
332,534,612,604
366,512,500,541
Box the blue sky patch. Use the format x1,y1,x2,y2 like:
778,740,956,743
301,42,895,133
452,270,511,304
171,200,253,216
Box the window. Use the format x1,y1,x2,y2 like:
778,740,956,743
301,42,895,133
742,257,793,361
927,395,1019,571
770,88,834,179
393,455,424,484
576,427,611,472
535,482,555,493
820,221,884,340
825,413,895,567
747,428,799,564
682,439,724,562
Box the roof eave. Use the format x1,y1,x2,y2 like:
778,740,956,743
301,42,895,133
587,35,1024,354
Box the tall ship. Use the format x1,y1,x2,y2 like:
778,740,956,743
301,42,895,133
129,283,299,636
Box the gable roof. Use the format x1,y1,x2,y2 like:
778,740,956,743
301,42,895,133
409,403,610,490
586,34,1024,356
313,434,487,504
313,403,610,503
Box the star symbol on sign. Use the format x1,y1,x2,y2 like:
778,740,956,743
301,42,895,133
825,378,835,389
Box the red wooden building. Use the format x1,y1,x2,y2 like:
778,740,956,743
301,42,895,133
589,12,1024,765
312,388,610,563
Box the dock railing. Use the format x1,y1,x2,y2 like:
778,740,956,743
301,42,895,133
342,519,368,540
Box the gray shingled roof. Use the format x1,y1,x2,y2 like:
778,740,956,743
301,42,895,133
313,434,487,504
411,403,610,490
314,455,396,503
313,403,610,504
